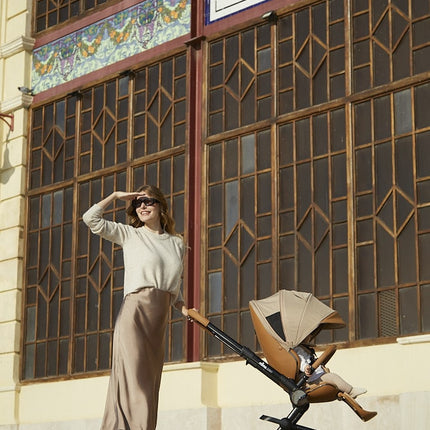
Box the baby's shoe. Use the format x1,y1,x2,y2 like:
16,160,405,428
349,387,367,398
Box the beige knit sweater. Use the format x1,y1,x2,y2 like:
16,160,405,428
83,204,185,305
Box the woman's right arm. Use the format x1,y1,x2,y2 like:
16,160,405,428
95,192,118,210
82,191,143,243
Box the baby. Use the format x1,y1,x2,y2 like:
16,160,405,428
293,330,366,399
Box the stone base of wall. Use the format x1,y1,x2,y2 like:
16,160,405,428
2,392,429,430
219,392,430,430
0,422,100,430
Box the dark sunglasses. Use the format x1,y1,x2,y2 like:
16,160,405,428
132,197,160,208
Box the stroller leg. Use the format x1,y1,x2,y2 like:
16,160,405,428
260,414,316,430
260,404,314,430
286,403,310,424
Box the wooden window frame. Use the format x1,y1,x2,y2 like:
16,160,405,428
22,52,189,381
202,0,430,358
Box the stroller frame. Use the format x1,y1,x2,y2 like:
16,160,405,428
188,309,338,430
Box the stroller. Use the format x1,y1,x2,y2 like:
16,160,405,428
188,290,377,430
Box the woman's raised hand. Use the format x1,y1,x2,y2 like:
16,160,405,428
96,191,145,209
114,191,145,202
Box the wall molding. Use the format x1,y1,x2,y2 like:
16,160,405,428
0,36,35,59
0,94,33,113
397,334,430,345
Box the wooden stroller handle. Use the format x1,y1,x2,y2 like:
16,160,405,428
311,344,337,371
188,309,210,327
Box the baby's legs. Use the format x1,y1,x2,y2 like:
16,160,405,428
319,372,367,398
320,372,352,393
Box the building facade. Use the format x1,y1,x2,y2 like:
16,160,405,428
0,0,429,428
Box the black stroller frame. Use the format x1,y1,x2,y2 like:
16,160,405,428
188,309,336,430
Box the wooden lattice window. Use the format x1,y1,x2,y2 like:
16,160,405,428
203,0,430,356
133,55,188,157
25,188,75,378
29,96,78,188
353,82,430,339
207,0,348,133
34,0,111,33
278,107,349,344
80,77,129,174
352,0,430,92
74,173,126,373
23,52,188,380
278,0,346,114
206,129,274,356
207,22,274,135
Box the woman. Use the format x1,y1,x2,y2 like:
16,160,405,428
83,185,189,430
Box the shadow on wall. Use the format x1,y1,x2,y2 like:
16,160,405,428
0,140,15,184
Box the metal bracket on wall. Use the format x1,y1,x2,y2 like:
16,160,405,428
0,113,14,132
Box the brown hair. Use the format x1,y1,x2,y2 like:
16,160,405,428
126,185,177,234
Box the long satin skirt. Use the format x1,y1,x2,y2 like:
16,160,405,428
100,287,170,430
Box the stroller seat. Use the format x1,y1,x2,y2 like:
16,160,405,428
249,303,340,404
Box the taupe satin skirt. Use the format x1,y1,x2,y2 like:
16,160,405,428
100,287,170,430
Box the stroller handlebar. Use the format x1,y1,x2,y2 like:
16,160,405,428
188,309,210,327
311,344,337,371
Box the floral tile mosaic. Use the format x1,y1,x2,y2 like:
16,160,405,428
32,0,191,94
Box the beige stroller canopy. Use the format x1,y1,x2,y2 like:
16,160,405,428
249,290,346,350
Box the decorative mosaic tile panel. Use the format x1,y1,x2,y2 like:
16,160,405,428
32,0,191,94
205,0,268,23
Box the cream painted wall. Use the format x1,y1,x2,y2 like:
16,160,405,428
0,0,33,427
7,339,430,429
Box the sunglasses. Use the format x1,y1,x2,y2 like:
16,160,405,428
132,197,160,208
